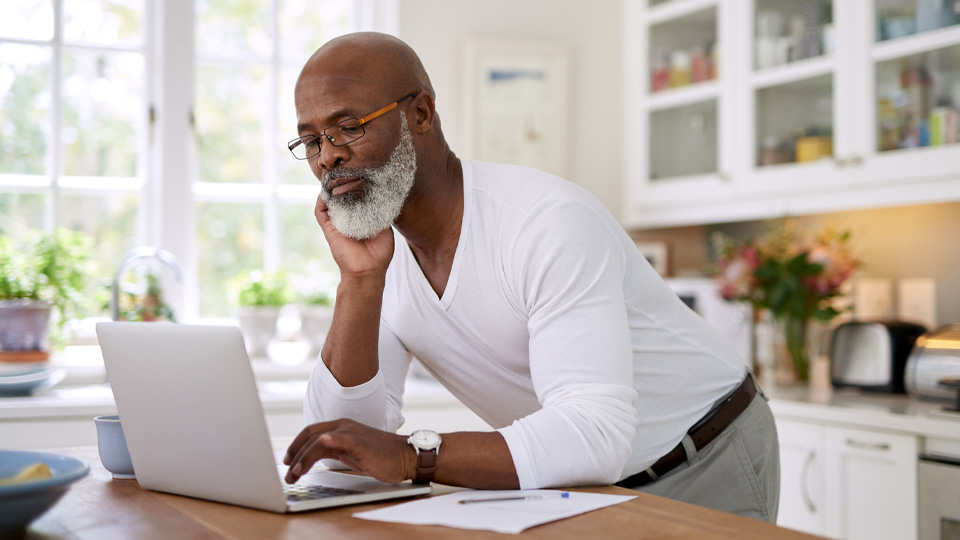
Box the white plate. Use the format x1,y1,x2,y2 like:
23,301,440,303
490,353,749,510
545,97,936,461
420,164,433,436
0,362,49,377
0,368,66,397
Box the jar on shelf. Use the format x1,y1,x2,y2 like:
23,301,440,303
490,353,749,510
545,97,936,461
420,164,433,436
669,49,691,88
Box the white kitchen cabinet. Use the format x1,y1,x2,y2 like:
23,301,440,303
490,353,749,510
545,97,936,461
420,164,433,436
622,0,960,229
775,418,825,536
821,425,918,540
776,418,918,540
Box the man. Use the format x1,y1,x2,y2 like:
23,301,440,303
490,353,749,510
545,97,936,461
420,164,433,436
283,32,779,521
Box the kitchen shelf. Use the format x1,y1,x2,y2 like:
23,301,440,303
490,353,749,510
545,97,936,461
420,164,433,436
752,55,836,90
646,0,718,26
624,0,960,230
873,24,960,62
646,80,719,111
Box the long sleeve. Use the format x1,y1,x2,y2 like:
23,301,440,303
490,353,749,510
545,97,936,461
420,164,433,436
303,322,412,433
496,200,639,488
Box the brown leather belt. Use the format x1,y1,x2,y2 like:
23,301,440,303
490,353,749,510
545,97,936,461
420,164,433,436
615,374,759,489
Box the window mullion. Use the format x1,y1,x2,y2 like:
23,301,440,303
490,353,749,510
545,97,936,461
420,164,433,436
153,0,197,321
264,0,281,274
46,0,64,232
138,0,154,250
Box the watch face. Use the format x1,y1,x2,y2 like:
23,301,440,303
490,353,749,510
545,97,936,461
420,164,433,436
410,430,441,450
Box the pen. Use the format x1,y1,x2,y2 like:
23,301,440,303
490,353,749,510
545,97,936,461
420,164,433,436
457,492,570,504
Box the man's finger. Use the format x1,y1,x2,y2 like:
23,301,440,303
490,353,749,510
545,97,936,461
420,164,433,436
284,421,336,466
314,195,330,225
285,433,344,483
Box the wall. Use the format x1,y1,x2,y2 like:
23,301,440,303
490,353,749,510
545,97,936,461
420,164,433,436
707,201,960,328
396,0,623,217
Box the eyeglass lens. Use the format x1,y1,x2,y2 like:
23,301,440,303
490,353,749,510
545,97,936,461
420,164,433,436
289,118,366,160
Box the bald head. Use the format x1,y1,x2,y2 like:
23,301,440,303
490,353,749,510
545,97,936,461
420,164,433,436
297,32,434,104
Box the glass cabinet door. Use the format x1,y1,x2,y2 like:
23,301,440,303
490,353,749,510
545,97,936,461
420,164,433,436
875,46,960,152
873,0,960,153
645,3,721,183
864,0,960,182
751,0,837,172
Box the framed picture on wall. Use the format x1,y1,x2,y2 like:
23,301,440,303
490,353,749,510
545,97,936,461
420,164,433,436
460,38,569,178
634,241,669,276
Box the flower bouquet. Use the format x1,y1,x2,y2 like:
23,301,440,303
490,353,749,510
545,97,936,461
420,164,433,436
713,220,859,382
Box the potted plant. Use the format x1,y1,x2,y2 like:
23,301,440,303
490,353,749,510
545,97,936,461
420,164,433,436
116,272,176,322
229,270,289,359
0,228,92,358
713,220,859,385
298,290,334,359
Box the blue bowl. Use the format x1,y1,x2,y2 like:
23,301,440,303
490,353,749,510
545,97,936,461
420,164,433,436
0,450,89,537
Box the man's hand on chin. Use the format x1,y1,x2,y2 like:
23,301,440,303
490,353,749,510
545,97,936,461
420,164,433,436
314,195,395,278
282,419,415,484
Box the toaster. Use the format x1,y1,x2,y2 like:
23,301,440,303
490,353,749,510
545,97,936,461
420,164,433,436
905,324,960,403
830,320,927,393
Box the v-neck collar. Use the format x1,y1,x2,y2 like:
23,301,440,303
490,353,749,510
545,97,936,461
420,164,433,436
400,160,472,310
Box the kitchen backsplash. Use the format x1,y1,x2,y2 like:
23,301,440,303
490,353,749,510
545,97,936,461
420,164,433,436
630,200,960,329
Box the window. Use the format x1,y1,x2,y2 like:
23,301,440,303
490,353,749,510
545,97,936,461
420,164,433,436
0,0,148,316
0,0,394,321
192,0,359,316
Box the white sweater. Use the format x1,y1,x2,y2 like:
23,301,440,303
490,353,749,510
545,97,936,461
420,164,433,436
304,160,745,489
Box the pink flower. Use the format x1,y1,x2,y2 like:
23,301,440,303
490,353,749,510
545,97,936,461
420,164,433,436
716,245,760,301
712,221,859,320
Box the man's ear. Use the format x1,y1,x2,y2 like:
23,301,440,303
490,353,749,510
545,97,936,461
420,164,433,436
411,92,435,134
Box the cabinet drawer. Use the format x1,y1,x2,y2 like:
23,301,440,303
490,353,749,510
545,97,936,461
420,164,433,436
822,426,918,540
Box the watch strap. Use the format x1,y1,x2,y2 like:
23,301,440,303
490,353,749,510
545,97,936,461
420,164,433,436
412,448,438,484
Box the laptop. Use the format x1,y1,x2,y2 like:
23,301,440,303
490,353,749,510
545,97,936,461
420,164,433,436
95,321,432,513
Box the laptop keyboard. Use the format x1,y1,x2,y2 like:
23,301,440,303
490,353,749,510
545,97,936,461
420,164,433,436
283,484,363,502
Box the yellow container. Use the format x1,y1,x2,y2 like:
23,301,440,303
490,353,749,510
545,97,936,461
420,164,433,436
795,136,833,162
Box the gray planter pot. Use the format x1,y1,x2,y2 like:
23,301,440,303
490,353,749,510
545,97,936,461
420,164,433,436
0,300,52,351
299,306,334,358
234,307,280,359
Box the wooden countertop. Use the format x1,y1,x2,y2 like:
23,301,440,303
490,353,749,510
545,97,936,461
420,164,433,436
24,445,824,540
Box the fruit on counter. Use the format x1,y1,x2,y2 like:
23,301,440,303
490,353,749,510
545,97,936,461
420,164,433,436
0,462,53,486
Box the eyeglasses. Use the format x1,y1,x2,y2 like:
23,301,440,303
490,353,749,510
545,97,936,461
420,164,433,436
287,92,418,160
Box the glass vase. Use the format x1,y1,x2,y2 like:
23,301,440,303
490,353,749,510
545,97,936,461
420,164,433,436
771,315,828,386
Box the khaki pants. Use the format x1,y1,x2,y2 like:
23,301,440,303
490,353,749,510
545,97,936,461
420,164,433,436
635,390,781,522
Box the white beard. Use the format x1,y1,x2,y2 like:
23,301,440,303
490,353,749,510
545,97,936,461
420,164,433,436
320,114,417,240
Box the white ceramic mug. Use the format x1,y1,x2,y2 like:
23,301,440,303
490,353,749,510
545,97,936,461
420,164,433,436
93,415,135,479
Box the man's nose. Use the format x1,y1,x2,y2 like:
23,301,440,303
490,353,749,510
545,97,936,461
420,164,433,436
317,137,350,171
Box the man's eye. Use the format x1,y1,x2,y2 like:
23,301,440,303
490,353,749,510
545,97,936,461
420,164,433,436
305,138,320,148
341,125,362,134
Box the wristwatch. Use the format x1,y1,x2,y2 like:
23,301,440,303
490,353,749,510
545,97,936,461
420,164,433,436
407,430,442,484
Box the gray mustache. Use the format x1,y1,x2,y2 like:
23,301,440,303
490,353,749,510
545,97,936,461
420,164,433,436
321,168,376,190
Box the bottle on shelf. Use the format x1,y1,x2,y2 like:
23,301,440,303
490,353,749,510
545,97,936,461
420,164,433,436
707,40,718,80
691,46,708,83
877,96,901,151
669,49,692,88
651,49,670,93
760,135,792,166
930,104,959,146
900,66,933,149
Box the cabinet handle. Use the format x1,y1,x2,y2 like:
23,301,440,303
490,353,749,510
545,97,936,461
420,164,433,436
801,450,817,514
845,438,890,451
849,155,863,167
834,157,848,167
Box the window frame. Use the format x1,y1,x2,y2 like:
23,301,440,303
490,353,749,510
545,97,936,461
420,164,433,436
1,0,397,324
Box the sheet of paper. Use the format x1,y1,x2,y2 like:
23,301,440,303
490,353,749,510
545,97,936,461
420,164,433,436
353,489,637,534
